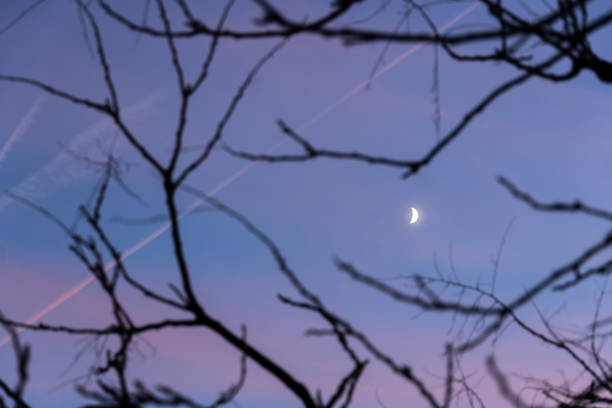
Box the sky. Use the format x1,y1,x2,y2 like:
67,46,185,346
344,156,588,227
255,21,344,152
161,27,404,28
1,1,612,407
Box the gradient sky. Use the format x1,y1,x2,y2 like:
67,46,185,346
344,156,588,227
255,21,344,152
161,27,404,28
1,1,612,407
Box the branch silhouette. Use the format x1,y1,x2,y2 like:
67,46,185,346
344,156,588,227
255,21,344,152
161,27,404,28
4,1,612,407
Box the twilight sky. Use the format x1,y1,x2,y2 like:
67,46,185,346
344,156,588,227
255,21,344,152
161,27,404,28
1,1,612,407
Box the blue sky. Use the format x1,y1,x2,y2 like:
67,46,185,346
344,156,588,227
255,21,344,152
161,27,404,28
1,1,612,407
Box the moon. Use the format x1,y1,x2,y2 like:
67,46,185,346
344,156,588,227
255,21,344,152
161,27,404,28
408,207,419,224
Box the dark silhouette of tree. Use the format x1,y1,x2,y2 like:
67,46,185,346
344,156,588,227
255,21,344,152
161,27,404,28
2,1,612,407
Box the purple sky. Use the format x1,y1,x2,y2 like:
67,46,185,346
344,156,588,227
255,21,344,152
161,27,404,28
1,1,612,407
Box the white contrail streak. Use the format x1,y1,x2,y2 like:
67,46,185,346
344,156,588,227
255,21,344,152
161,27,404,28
0,94,45,167
0,2,479,347
300,2,479,131
0,91,162,213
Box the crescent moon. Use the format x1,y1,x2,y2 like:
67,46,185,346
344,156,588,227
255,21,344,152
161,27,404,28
409,207,419,224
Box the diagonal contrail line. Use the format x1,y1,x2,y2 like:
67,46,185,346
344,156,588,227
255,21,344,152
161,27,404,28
0,2,479,347
0,91,161,212
0,94,45,167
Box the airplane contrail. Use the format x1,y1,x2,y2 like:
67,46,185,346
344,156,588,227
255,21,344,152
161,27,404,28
0,91,161,213
0,2,479,347
0,94,45,167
